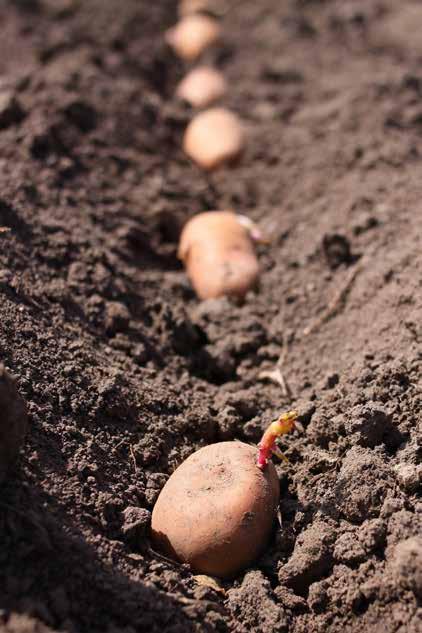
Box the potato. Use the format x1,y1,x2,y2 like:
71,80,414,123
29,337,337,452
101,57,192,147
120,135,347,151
165,15,221,62
151,441,280,578
0,365,28,482
177,66,226,109
178,211,259,299
183,107,245,170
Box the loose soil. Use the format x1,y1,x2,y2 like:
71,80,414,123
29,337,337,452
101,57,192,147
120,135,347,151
0,1,421,632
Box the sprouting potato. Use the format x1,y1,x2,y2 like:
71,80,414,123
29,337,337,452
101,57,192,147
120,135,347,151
151,442,280,578
177,66,227,109
183,107,245,170
165,14,221,61
151,413,298,578
178,211,260,300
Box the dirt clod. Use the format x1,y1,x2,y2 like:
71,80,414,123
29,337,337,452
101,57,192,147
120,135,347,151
0,91,25,129
322,233,353,270
0,365,28,482
278,522,336,594
122,506,151,546
389,538,422,599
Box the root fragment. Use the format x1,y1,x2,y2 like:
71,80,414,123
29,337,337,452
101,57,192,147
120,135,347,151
259,347,293,398
129,444,138,473
303,263,362,336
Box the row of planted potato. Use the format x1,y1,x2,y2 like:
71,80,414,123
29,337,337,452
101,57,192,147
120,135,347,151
151,0,300,581
168,1,265,302
0,0,297,585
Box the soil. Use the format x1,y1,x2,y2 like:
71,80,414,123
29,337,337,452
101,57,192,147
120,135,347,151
0,0,421,632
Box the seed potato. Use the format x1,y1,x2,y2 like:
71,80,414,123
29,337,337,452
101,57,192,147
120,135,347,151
183,107,245,170
178,211,259,299
177,66,227,109
165,15,221,61
151,441,280,578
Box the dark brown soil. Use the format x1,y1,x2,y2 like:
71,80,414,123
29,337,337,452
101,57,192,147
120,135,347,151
0,0,421,632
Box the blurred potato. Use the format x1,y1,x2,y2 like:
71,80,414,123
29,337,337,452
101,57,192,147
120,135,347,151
183,107,245,170
151,441,280,578
177,66,226,108
165,14,221,61
178,210,259,299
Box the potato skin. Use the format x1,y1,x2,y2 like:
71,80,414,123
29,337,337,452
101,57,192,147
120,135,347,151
176,67,226,109
183,108,244,170
178,211,259,300
151,441,280,578
0,365,28,482
165,15,220,62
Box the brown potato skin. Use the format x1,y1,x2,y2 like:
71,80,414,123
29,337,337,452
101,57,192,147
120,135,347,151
176,67,226,109
0,365,28,483
178,211,259,300
165,15,220,62
151,441,280,578
183,108,244,170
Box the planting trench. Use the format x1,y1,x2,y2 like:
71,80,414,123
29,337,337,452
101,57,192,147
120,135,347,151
0,0,421,632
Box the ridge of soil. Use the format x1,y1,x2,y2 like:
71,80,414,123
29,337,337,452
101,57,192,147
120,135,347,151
0,1,421,632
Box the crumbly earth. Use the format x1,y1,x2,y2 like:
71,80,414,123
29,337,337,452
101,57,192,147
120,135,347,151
0,1,421,632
